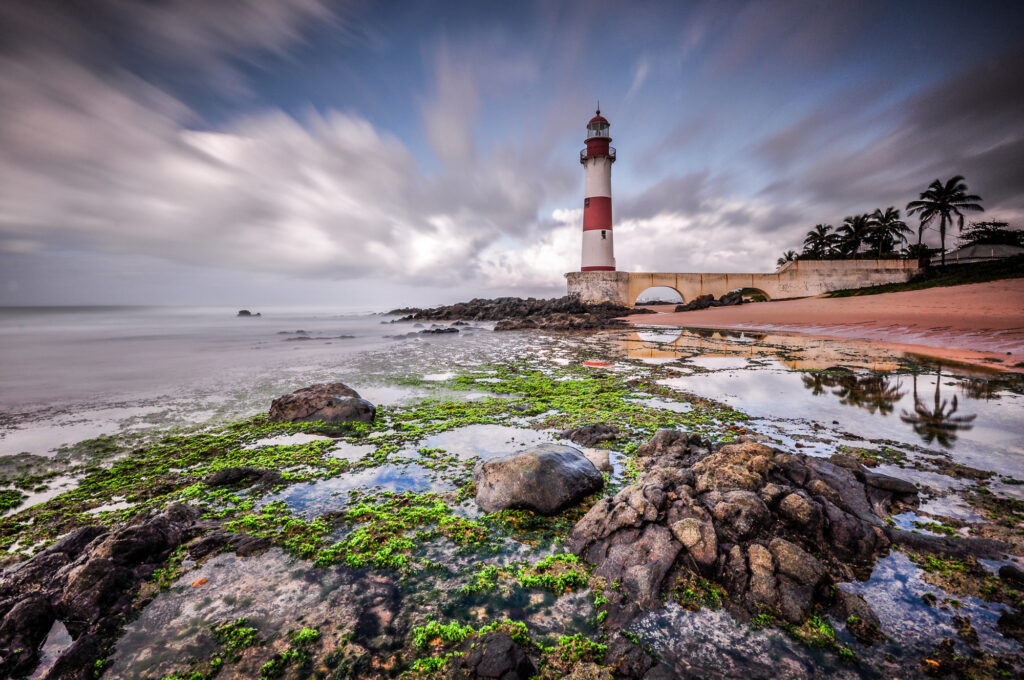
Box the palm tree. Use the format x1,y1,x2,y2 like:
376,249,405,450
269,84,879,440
867,207,912,258
776,250,797,268
836,214,872,258
802,224,836,259
906,175,984,265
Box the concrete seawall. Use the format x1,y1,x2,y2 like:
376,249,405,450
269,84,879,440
566,260,923,306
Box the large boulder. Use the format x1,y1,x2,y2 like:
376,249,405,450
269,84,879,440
453,631,537,679
474,444,604,515
268,382,376,424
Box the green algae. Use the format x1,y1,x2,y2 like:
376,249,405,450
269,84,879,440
0,488,26,512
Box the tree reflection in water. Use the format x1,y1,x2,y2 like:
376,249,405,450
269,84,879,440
800,368,906,415
900,367,977,448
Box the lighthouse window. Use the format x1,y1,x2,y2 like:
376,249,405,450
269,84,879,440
601,230,606,240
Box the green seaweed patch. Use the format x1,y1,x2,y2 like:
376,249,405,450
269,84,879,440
0,488,26,512
212,618,260,660
221,491,490,571
783,615,857,664
671,573,725,610
515,553,588,594
910,553,970,576
259,627,320,679
913,520,958,537
444,365,746,444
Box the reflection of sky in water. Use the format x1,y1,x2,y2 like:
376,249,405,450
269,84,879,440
246,433,331,448
842,552,1019,657
659,361,1024,476
684,356,751,370
263,463,446,517
418,424,558,460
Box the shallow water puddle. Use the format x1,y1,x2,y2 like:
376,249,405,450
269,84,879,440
263,463,445,516
842,552,1019,657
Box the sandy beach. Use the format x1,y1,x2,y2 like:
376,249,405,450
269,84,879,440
625,279,1024,371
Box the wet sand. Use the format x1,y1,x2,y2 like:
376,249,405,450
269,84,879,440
625,279,1024,372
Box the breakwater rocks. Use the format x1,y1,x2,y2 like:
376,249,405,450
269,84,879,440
389,295,653,331
674,292,743,312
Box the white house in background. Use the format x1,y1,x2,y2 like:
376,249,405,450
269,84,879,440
931,244,1024,265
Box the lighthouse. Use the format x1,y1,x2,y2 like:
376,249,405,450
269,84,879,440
580,108,616,271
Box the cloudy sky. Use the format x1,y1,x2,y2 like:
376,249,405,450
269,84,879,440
1,0,1022,308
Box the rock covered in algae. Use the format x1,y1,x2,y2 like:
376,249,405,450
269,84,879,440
473,443,604,515
268,382,376,424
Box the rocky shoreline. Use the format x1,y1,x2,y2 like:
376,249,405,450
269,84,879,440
389,295,653,331
3,363,1022,679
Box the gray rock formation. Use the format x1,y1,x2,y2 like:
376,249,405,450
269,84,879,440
473,444,604,515
268,382,376,425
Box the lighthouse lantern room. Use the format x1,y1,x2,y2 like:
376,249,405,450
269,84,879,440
579,108,616,271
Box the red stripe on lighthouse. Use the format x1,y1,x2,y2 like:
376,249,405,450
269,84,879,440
582,196,612,231
581,266,616,271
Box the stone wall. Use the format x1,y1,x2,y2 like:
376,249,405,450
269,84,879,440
567,260,922,306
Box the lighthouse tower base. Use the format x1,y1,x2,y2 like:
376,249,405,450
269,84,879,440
565,271,631,306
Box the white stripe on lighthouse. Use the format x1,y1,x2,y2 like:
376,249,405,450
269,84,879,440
584,157,612,197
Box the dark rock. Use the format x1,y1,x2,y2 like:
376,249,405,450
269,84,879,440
885,528,1007,560
418,327,459,335
187,530,272,559
863,471,917,495
559,423,619,447
674,294,714,312
456,631,536,680
388,295,652,332
0,595,54,678
604,633,657,678
832,589,885,645
268,382,375,424
474,444,604,515
203,466,282,488
0,504,201,678
673,292,743,312
999,563,1024,584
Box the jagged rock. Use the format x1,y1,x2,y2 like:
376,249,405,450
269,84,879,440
473,444,604,515
268,382,376,424
0,505,201,679
746,544,777,611
604,633,657,678
707,490,770,543
203,466,282,488
768,538,825,588
0,594,54,677
777,492,822,531
560,423,619,447
671,517,718,572
454,631,537,680
863,471,917,495
692,440,774,493
587,523,681,610
673,292,743,312
999,563,1024,585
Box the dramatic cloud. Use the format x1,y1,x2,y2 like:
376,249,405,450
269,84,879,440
0,1,1022,305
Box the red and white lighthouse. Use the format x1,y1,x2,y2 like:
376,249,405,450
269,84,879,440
580,108,616,271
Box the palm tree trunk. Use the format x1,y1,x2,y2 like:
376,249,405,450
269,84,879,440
940,215,947,266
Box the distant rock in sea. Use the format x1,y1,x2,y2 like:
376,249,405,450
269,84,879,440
236,309,261,317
